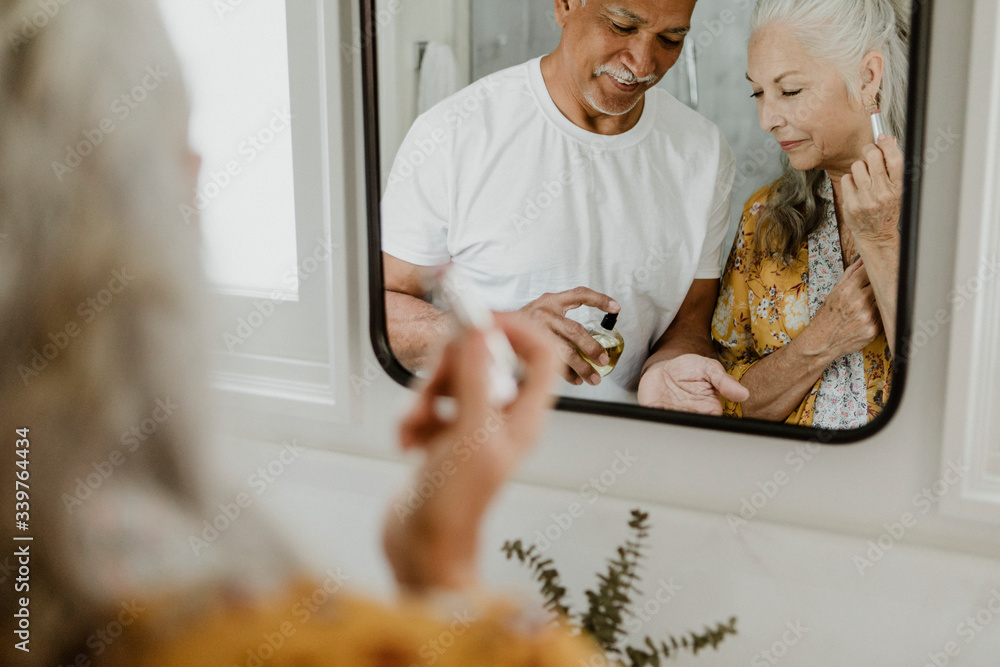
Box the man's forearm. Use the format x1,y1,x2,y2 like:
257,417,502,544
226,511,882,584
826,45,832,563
386,291,450,371
641,329,715,377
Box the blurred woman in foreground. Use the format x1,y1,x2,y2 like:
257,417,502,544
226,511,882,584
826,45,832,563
0,0,591,664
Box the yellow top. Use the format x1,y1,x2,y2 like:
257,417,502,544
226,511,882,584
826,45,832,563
712,183,892,426
95,582,598,667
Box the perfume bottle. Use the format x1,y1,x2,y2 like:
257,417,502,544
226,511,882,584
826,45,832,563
870,106,888,142
578,312,624,378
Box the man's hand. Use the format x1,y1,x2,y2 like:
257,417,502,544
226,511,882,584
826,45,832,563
514,287,620,387
638,354,749,415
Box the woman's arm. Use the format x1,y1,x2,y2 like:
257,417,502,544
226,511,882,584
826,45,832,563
383,315,557,593
736,261,882,421
841,135,905,355
736,318,842,421
854,237,898,353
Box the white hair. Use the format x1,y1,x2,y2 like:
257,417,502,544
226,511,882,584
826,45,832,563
751,0,910,142
748,0,911,262
0,1,291,664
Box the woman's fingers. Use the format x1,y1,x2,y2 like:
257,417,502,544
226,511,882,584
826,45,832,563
399,329,489,449
401,314,556,459
841,259,871,290
495,314,558,437
842,258,863,278
851,156,874,191
449,328,494,429
878,135,905,187
861,142,893,197
398,340,458,450
854,262,871,287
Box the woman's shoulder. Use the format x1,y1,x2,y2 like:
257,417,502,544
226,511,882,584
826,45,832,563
734,182,779,238
742,183,780,219
95,585,598,667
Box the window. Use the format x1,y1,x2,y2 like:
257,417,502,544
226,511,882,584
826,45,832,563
940,0,1000,522
158,0,298,298
158,0,355,428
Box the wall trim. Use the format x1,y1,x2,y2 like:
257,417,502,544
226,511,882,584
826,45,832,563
940,0,1000,523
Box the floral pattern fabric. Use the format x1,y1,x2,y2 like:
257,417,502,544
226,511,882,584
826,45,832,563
808,177,870,429
711,178,892,427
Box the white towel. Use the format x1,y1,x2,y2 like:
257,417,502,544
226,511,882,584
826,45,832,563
417,41,460,114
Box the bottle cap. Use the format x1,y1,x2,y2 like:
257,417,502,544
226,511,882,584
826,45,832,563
601,312,618,330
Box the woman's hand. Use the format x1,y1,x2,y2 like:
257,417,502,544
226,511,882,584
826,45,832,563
841,135,904,245
840,134,903,353
737,260,882,421
383,314,558,593
810,260,882,360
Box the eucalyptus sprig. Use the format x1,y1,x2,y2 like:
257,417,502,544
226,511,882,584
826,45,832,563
502,509,737,665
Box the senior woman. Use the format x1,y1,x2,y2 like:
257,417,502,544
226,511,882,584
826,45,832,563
0,0,593,665
712,0,910,427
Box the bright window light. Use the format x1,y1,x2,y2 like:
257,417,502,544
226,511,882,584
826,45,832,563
157,0,298,299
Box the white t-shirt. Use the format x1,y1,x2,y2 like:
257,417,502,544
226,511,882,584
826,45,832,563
382,57,735,403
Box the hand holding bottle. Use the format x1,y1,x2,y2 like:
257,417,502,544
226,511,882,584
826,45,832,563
514,287,621,386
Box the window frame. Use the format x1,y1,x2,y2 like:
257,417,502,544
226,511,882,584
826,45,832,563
940,0,1000,523
208,0,355,426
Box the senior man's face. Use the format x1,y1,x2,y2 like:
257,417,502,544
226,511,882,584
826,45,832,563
559,0,697,117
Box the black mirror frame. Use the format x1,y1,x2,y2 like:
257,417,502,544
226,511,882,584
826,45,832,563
361,0,933,444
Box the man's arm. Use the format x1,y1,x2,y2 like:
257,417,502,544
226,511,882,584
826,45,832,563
637,279,748,414
643,279,718,366
385,251,621,385
384,253,450,372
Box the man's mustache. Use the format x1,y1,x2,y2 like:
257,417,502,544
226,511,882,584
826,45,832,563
593,64,659,85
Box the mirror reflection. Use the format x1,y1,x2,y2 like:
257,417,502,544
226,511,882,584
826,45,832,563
376,0,910,430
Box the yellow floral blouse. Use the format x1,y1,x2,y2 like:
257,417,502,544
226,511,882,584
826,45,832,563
712,179,892,427
95,583,598,667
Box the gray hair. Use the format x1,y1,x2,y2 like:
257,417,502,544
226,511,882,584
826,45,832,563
749,0,911,263
0,1,290,664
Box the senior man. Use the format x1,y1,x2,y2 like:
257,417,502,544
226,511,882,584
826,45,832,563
381,0,749,412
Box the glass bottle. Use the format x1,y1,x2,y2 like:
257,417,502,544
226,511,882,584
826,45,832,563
579,312,624,378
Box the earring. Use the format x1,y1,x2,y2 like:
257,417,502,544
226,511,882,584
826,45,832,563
865,97,880,114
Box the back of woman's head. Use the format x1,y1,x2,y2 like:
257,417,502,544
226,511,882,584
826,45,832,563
0,1,215,663
751,0,910,147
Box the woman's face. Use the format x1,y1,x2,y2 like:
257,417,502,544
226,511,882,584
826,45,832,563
748,25,873,175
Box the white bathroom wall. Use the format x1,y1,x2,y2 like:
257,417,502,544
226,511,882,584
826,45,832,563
376,0,470,180
212,0,1000,662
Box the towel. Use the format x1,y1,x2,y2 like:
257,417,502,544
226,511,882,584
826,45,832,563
417,41,460,114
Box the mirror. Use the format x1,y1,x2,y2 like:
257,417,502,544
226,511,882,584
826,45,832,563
363,0,931,443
